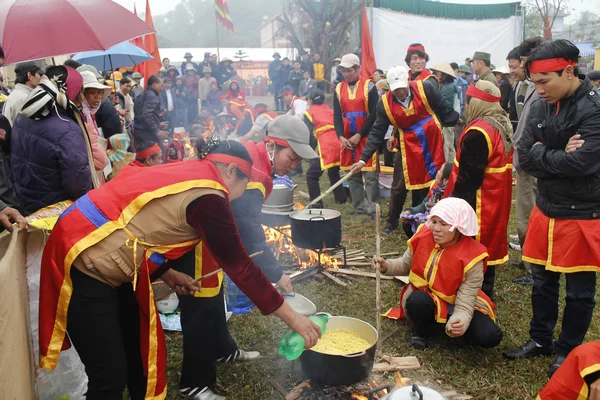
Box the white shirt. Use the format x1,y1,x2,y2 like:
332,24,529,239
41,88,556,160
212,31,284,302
287,97,308,119
166,90,174,112
3,83,33,126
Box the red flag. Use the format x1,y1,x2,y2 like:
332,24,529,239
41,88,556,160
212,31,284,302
360,5,376,81
543,16,553,39
131,4,145,74
142,0,161,84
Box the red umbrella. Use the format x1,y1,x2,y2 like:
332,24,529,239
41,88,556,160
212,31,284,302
0,0,155,65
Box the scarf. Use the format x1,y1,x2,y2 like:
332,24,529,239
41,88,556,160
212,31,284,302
467,94,513,155
118,88,134,122
20,75,75,121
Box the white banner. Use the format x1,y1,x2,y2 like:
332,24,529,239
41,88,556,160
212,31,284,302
370,7,522,72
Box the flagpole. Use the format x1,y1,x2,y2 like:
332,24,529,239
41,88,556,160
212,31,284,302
215,16,221,61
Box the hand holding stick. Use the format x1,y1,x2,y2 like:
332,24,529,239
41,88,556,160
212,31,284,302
155,251,263,300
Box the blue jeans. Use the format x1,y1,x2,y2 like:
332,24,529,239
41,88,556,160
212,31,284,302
529,264,596,355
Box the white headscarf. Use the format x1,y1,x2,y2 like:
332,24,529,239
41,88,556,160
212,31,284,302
426,198,479,237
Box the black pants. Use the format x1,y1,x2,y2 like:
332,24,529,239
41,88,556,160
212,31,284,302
174,251,239,389
529,264,596,356
482,266,495,300
405,290,503,348
388,151,428,229
273,81,283,111
67,267,147,400
306,158,347,206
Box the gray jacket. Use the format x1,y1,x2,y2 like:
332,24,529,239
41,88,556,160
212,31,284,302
298,78,317,98
512,81,539,172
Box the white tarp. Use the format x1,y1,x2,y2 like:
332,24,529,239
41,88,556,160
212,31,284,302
370,7,523,72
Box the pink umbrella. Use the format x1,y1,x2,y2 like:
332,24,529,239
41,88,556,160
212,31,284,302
0,0,155,65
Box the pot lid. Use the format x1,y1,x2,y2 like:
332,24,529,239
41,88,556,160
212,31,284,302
290,208,341,221
284,293,317,316
385,385,445,400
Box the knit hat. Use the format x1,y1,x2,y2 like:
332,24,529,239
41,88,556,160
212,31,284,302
427,198,479,237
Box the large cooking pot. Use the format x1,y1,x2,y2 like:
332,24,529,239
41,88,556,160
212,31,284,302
299,316,377,386
290,208,341,249
381,384,445,400
264,184,296,208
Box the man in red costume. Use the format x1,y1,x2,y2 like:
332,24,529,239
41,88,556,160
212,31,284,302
405,43,437,84
334,53,380,217
444,80,513,299
503,39,600,378
131,141,163,167
538,341,600,399
173,115,319,400
353,65,458,234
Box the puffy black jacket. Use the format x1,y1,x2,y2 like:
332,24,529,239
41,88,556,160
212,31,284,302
133,88,161,143
517,77,600,219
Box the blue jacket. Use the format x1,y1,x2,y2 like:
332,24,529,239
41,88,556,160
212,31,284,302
11,110,93,214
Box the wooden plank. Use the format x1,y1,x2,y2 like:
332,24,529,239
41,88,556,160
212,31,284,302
268,378,288,397
321,270,348,287
381,355,421,369
285,381,309,400
346,262,374,267
332,268,394,280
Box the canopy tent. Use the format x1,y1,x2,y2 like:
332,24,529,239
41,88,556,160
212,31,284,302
373,0,521,20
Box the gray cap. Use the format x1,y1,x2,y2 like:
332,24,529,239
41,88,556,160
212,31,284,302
76,64,101,79
266,115,318,159
468,51,491,63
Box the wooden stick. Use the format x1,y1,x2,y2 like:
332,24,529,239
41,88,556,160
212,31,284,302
321,270,348,287
268,378,288,397
155,251,263,300
375,204,382,360
345,262,373,267
306,170,354,207
331,268,394,280
285,381,310,400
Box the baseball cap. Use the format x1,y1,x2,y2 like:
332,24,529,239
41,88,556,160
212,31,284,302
278,85,295,98
339,53,360,69
386,65,409,91
266,115,318,159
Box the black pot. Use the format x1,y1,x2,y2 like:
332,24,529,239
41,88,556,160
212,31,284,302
290,208,341,250
299,316,378,386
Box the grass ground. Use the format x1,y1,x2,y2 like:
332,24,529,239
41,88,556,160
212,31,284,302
159,167,600,400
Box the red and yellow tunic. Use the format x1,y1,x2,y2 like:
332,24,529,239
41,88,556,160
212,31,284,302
387,225,495,323
410,68,437,84
538,341,600,399
304,104,342,170
523,206,600,273
39,161,230,400
382,81,445,190
444,119,513,265
336,78,377,171
191,142,274,298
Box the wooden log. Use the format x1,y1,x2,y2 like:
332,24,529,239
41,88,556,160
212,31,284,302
285,381,310,400
268,378,288,397
321,270,348,287
331,268,394,280
290,265,320,283
345,262,373,267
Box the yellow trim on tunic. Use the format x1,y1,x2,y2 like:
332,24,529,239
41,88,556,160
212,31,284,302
467,126,493,159
145,270,160,399
463,252,489,279
41,180,228,370
246,182,267,197
363,79,371,115
475,189,482,242
193,243,224,298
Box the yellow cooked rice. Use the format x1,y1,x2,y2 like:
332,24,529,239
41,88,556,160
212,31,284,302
311,328,371,355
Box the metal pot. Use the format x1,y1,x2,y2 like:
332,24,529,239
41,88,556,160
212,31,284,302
299,316,377,386
264,184,296,208
382,385,445,400
290,208,342,250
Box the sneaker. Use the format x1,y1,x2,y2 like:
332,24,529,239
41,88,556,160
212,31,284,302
509,261,525,270
548,354,567,379
411,336,427,351
180,387,226,400
508,242,522,251
512,275,534,286
509,234,519,240
217,349,260,363
503,339,554,360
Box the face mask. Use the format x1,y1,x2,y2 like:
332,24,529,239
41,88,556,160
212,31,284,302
266,141,276,167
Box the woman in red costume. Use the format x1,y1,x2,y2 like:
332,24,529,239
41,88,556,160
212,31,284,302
225,80,247,136
374,198,503,351
38,137,321,400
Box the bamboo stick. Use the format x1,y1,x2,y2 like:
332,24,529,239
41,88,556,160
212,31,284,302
375,204,382,360
306,171,354,207
331,268,393,280
155,251,263,300
321,270,348,287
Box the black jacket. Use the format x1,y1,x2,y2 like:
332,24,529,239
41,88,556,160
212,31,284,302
361,80,459,163
288,69,304,94
231,190,283,283
95,98,122,140
517,77,600,219
133,88,161,143
268,60,284,82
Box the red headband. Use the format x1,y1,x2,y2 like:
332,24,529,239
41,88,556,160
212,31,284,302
136,144,161,160
407,45,425,53
255,105,267,113
529,58,576,74
205,154,252,178
264,137,291,148
466,84,501,103
280,89,294,97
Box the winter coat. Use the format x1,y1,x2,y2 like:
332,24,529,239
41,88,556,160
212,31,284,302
517,77,600,220
133,87,162,143
288,69,304,94
269,60,284,82
96,98,123,139
0,115,21,211
11,110,93,214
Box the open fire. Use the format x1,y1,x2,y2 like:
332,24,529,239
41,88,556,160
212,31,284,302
289,377,393,400
262,224,341,269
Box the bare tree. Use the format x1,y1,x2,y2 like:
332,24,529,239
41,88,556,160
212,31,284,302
277,0,366,78
528,0,569,38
